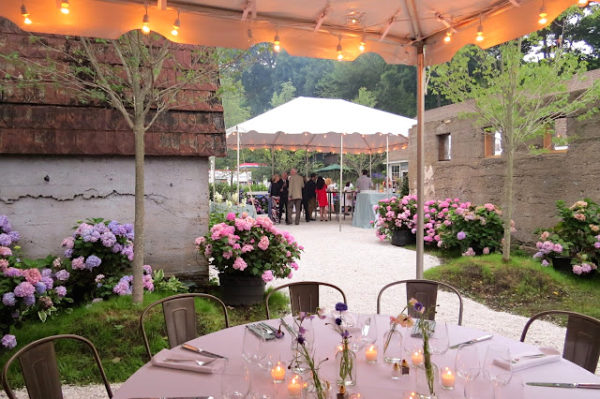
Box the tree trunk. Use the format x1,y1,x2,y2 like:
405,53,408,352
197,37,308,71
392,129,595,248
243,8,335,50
502,145,514,262
132,123,145,303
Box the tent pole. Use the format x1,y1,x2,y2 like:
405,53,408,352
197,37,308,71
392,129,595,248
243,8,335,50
369,153,372,177
236,127,240,204
386,135,389,198
339,135,343,233
271,148,274,176
416,43,425,279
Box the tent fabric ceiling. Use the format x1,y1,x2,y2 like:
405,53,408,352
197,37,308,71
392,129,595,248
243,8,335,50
225,97,413,154
0,0,575,66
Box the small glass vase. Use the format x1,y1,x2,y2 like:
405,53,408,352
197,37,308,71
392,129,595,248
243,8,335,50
307,375,332,399
335,341,357,386
415,362,439,399
383,326,404,364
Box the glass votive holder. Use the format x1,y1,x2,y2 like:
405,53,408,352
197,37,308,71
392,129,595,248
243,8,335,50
270,360,286,384
401,391,418,399
365,344,378,364
440,366,455,390
287,373,304,398
410,349,424,367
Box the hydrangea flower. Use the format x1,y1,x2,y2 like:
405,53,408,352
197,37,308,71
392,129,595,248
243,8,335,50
71,256,85,270
22,268,42,284
2,292,16,306
4,267,22,278
233,257,247,271
261,270,274,282
0,233,12,247
456,231,466,240
85,255,102,269
1,334,16,349
55,269,70,281
14,282,35,297
23,295,36,306
55,286,67,297
34,282,47,294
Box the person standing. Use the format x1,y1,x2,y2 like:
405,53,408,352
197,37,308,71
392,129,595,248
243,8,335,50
304,173,317,221
287,168,304,225
315,176,328,221
279,171,289,223
356,169,373,192
268,174,283,223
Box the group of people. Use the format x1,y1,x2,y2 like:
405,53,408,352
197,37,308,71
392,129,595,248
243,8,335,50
267,169,373,225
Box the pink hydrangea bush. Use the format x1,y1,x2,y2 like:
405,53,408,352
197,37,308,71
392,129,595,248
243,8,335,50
195,213,303,283
61,218,134,302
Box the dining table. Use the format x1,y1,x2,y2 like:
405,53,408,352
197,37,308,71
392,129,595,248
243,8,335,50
114,314,600,399
352,192,390,229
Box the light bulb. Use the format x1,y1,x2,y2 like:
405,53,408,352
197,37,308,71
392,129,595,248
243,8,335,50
273,34,281,52
476,23,484,42
359,41,365,52
444,31,452,43
21,4,32,25
578,0,588,7
142,13,150,34
60,0,69,15
538,3,548,25
171,18,180,36
336,43,343,61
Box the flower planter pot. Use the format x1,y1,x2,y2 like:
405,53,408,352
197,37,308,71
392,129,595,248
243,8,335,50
219,272,265,306
391,230,415,247
551,256,572,273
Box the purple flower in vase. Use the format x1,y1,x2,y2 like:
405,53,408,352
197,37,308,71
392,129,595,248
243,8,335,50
335,318,342,326
297,335,306,345
335,302,348,312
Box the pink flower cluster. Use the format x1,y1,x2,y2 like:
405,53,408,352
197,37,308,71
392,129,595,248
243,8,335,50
195,213,302,283
572,262,597,275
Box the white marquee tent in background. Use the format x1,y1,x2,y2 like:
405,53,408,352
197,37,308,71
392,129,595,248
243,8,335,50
0,0,580,278
225,96,415,232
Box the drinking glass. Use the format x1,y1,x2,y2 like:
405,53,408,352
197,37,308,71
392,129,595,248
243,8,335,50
221,361,251,399
482,344,512,398
455,345,480,398
429,321,449,355
242,326,267,365
351,314,378,351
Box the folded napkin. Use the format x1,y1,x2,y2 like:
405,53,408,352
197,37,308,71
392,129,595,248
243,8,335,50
494,351,561,372
151,348,223,374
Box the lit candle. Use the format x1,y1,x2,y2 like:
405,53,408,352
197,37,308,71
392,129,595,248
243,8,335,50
402,392,418,399
441,367,455,390
365,344,378,363
271,361,286,383
288,375,303,397
411,350,424,366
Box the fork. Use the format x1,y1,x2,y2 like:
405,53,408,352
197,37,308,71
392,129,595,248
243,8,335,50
511,353,546,363
164,358,216,366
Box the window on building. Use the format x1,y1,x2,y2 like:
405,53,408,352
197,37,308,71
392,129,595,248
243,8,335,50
484,130,503,157
438,133,451,161
544,118,569,151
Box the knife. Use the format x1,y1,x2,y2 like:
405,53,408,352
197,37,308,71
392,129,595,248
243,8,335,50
181,344,227,359
449,334,493,349
527,382,600,389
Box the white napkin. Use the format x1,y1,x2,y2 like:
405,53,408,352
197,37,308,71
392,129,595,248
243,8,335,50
151,348,223,374
494,351,561,372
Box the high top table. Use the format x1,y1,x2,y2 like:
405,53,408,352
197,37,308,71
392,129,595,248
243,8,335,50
114,315,599,399
352,192,389,229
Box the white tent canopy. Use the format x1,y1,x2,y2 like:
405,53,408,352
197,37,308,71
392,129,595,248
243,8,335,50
226,97,413,154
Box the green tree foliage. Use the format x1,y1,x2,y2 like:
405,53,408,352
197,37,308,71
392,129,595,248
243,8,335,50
429,40,599,261
352,87,377,107
220,76,251,128
270,80,297,107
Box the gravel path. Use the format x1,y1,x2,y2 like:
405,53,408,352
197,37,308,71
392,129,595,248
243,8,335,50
1,219,591,398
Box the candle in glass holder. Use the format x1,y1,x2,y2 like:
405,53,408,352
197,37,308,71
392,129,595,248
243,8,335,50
288,374,303,397
271,361,286,383
402,391,418,399
365,344,378,363
441,367,455,390
411,350,424,366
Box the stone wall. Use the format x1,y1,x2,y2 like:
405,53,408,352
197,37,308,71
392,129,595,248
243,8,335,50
0,18,225,281
407,72,600,244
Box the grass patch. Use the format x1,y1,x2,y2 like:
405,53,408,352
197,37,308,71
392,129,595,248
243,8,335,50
424,254,600,320
1,290,290,388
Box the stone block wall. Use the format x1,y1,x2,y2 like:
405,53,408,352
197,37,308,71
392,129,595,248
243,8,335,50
407,73,600,244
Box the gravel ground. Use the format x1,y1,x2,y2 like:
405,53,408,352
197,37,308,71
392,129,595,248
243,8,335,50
1,218,591,398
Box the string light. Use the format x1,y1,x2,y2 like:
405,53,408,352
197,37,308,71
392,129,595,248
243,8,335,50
476,15,484,42
337,36,343,61
444,30,452,43
359,40,366,53
538,0,548,25
21,4,32,25
273,33,281,52
142,4,150,34
171,10,180,36
60,0,70,15
577,0,589,7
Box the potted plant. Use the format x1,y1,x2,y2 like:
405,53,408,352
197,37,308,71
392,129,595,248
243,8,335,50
373,195,417,246
195,212,303,305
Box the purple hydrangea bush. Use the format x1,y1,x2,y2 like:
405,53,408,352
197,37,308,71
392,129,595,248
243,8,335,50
62,218,134,302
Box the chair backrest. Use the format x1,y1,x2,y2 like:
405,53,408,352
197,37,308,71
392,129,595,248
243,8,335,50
140,293,229,360
376,279,464,325
265,281,348,319
1,334,112,399
520,310,600,373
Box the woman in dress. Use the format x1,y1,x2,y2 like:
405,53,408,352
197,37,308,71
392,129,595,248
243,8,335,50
315,176,328,221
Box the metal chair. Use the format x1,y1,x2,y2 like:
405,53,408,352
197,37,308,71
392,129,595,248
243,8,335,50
376,279,464,325
140,293,229,360
520,310,600,373
1,334,113,399
265,281,348,319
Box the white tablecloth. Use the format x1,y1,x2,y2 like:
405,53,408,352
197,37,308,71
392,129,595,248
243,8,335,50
352,192,389,229
114,315,599,399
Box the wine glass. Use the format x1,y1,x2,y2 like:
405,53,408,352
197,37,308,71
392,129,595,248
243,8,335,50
482,344,512,398
242,326,267,365
455,344,481,399
429,321,449,355
351,314,378,351
221,360,251,399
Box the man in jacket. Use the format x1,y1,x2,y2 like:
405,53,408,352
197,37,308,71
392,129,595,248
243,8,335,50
287,168,304,225
279,171,288,223
303,173,317,222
